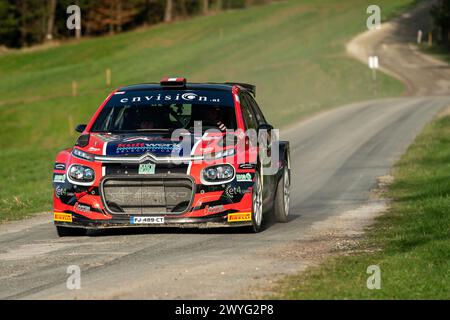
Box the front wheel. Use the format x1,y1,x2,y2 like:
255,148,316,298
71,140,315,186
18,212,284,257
273,164,290,222
56,225,86,237
250,170,263,233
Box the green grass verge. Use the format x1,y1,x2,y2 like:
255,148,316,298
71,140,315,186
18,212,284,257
273,112,450,299
0,0,418,221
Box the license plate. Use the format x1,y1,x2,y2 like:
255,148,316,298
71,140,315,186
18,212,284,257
130,216,164,224
138,163,155,175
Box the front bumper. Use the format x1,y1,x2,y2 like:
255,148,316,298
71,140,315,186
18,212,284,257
54,211,253,230
54,168,256,230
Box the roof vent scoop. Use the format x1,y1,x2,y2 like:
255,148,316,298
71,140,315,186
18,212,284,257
160,77,186,87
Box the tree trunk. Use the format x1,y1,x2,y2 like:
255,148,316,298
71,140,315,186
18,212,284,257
19,0,27,47
441,27,449,46
107,0,115,35
180,0,188,17
164,0,173,23
144,0,151,25
75,0,81,39
75,27,81,40
117,0,123,33
216,0,223,11
202,0,209,15
46,0,57,40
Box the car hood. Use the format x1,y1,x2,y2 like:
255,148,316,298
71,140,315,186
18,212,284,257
84,132,230,158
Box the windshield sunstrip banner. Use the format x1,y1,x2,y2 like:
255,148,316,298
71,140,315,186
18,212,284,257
108,90,234,107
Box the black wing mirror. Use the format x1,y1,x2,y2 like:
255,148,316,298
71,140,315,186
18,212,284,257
75,124,87,133
257,123,274,132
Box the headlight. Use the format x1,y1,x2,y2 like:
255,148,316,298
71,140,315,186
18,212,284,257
205,148,235,160
72,148,95,161
68,165,95,184
202,164,235,183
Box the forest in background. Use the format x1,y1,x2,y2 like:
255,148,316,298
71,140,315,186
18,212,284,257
0,0,275,48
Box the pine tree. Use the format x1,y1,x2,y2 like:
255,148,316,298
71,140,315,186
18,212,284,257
0,0,19,47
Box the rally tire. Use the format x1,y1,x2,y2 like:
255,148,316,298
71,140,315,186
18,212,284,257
273,164,290,223
56,225,87,237
250,170,263,233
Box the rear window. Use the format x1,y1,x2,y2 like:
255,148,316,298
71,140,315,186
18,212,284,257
91,90,236,133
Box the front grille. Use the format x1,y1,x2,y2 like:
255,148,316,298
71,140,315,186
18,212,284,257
100,175,194,215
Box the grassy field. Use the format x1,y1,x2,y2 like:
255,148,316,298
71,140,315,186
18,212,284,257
274,111,450,299
0,0,418,221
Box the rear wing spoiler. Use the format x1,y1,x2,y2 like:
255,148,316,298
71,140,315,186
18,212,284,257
224,82,256,97
207,82,256,97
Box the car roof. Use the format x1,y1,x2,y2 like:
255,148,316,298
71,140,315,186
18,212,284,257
118,83,230,91
117,82,256,96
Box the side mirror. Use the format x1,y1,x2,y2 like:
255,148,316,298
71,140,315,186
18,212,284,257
257,123,274,132
75,124,87,133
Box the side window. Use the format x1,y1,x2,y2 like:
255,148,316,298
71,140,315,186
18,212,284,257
240,94,257,130
246,94,266,125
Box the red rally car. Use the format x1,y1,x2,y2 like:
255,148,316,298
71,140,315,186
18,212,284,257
53,77,290,236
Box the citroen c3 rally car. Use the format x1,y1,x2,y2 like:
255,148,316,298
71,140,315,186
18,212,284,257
53,77,290,236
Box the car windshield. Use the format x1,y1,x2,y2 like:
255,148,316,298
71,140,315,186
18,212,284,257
91,90,236,133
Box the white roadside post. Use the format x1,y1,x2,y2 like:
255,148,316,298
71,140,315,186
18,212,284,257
366,5,381,96
368,56,379,96
417,30,423,45
368,55,379,81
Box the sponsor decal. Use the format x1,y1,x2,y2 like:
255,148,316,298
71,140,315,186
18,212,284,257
55,185,67,198
227,212,252,222
111,142,182,155
108,90,233,107
88,146,101,152
75,203,90,213
53,174,66,183
206,205,225,214
130,216,164,224
236,173,252,182
238,163,256,170
92,133,119,142
54,212,72,222
54,163,66,170
165,191,188,200
225,185,250,198
138,163,155,175
138,190,187,201
123,136,171,142
118,93,217,104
